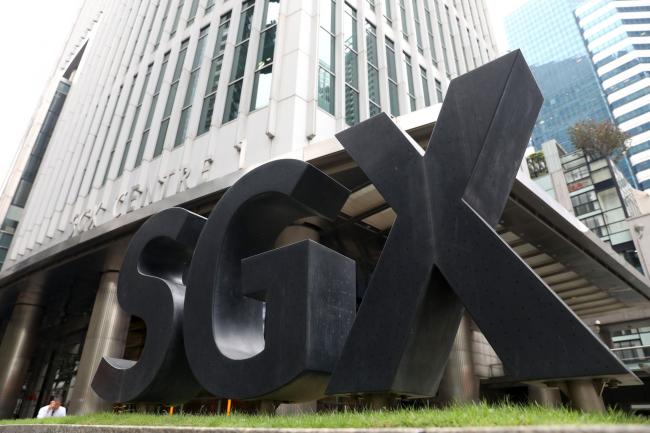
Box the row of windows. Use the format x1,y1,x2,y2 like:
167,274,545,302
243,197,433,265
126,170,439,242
610,81,650,109
605,70,650,94
20,0,487,252
615,102,650,125
571,190,600,216
318,0,451,122
600,57,650,82
589,30,650,57
595,44,650,70
99,0,278,185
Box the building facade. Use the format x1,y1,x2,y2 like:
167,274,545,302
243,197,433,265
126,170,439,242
504,0,616,159
0,0,497,272
575,0,650,191
527,141,643,272
0,0,511,418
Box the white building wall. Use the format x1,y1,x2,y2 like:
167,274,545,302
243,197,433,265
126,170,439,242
576,0,650,190
3,0,497,269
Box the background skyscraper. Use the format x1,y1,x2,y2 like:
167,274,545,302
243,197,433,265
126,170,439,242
504,3,609,139
575,0,650,190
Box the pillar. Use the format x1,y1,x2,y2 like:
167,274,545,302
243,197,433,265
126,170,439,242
0,282,45,418
528,384,561,408
438,313,479,404
274,222,320,415
68,244,130,415
567,379,605,413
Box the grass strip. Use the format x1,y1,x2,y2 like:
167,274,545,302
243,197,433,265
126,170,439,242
1,402,647,427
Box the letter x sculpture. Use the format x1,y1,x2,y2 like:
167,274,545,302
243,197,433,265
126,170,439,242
92,51,634,404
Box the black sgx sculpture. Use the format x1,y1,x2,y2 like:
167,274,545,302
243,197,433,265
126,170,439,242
92,50,636,405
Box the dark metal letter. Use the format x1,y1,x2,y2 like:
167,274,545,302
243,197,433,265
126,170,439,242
327,50,633,397
184,160,356,401
92,208,204,403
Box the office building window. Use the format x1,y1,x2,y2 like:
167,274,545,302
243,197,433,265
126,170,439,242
385,37,399,116
119,68,150,175
366,21,381,116
445,5,460,74
412,0,423,54
175,26,209,146
399,0,409,40
171,0,185,37
198,12,231,135
206,0,215,13
87,83,120,188
457,17,469,71
155,39,189,155
424,1,437,65
318,0,336,115
135,1,158,64
367,0,375,12
435,78,442,102
250,0,280,111
103,75,137,185
135,53,169,167
384,0,392,26
223,0,255,123
187,0,200,25
435,1,450,77
571,190,600,216
155,0,172,49
420,66,430,106
344,3,360,125
404,52,416,111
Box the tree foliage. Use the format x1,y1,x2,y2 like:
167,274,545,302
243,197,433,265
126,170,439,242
568,119,630,161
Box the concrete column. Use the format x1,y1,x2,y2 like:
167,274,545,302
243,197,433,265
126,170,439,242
0,282,45,419
274,222,320,416
68,244,130,415
528,384,561,408
438,313,479,404
567,379,605,413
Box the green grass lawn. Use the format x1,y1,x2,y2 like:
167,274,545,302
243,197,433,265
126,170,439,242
1,403,647,428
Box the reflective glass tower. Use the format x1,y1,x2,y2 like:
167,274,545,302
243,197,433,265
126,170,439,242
504,0,615,153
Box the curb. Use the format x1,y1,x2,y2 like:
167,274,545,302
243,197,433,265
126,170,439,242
0,426,649,433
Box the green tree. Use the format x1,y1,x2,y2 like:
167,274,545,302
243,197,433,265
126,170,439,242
568,119,630,161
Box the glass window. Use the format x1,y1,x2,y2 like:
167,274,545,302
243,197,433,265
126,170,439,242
399,0,409,40
565,164,590,183
424,2,437,65
155,0,172,48
175,26,209,146
366,21,381,116
223,0,255,123
135,54,169,168
344,4,359,125
385,37,399,116
412,0,423,53
198,12,231,135
171,0,185,37
384,0,392,25
420,66,430,107
318,0,336,115
250,0,280,111
103,76,137,184
155,39,189,155
404,52,416,111
187,0,200,25
435,78,443,102
206,0,215,13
